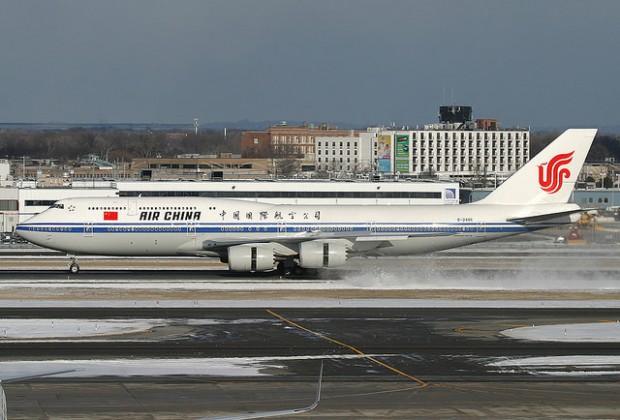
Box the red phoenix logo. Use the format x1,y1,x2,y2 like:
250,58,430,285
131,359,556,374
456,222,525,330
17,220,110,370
538,151,574,194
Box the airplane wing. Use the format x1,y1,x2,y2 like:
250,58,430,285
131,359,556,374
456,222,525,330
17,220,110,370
1,369,78,384
201,362,323,420
177,226,460,260
1,370,79,420
1,383,5,420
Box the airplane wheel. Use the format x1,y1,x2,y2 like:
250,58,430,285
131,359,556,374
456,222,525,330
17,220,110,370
69,263,80,274
277,260,306,276
276,261,290,276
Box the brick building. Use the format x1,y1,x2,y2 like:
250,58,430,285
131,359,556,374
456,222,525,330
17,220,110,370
241,123,359,159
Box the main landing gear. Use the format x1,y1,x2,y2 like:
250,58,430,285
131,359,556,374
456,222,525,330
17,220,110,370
68,256,80,274
277,258,298,276
276,258,314,277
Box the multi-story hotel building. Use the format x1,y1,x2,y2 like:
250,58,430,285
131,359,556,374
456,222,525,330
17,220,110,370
316,106,530,181
378,126,530,180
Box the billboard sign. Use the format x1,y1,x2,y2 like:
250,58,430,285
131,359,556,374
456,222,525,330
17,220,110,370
377,135,392,173
395,134,409,173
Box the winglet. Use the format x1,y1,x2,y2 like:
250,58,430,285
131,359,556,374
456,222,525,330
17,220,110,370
1,382,5,420
203,361,323,420
1,370,79,420
475,129,597,206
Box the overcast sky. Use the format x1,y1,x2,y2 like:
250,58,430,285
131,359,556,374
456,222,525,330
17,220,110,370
1,0,619,129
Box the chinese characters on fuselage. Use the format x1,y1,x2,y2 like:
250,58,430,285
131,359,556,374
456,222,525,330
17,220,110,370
219,210,321,221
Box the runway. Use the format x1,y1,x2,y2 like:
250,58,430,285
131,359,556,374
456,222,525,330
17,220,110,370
2,306,620,418
1,240,620,418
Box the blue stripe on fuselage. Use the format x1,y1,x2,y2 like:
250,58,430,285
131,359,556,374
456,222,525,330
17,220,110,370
15,222,539,235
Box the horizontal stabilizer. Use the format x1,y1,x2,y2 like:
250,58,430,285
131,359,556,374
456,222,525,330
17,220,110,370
506,208,583,224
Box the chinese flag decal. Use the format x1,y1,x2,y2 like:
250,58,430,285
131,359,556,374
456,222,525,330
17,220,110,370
103,211,118,221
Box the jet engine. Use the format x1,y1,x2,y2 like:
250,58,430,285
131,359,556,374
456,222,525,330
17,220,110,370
298,240,348,269
227,244,276,272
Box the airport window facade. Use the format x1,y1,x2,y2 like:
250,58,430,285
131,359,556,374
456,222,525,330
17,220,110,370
24,200,56,207
0,199,18,211
119,190,442,200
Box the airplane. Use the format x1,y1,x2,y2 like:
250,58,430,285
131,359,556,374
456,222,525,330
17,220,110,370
16,129,597,275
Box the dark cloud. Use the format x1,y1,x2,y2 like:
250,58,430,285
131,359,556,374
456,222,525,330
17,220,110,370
1,0,618,128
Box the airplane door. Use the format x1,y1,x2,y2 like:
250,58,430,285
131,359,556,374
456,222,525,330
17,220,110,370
84,222,94,237
462,223,486,237
128,199,138,216
187,223,197,237
458,223,485,237
277,222,288,238
367,221,376,234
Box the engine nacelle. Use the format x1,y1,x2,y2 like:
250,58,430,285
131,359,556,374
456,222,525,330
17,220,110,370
298,240,348,269
227,244,275,272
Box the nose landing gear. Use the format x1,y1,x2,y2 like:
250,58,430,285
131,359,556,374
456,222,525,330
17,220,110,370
68,256,80,274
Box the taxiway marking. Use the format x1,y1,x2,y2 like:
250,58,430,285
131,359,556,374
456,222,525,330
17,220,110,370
266,309,428,388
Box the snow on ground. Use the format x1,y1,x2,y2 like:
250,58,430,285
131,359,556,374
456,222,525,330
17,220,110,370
0,318,274,341
501,322,620,342
2,299,620,308
489,355,620,377
0,298,620,309
492,323,620,377
0,354,368,380
0,318,161,340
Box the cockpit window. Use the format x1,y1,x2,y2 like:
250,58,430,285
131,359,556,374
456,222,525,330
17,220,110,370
51,203,65,209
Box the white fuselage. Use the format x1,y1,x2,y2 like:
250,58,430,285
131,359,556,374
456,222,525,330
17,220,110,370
15,196,575,258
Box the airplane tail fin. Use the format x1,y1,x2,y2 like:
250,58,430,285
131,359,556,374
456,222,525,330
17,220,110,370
475,129,597,206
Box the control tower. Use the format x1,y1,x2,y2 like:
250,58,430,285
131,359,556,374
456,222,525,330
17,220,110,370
438,105,473,124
